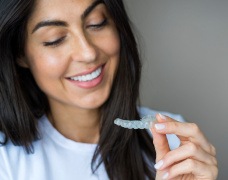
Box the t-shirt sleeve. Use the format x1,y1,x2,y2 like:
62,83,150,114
0,132,10,180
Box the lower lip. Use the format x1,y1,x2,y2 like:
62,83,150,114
67,65,105,89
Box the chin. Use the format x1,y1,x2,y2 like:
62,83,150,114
76,92,110,110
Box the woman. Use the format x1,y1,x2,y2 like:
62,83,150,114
0,0,218,179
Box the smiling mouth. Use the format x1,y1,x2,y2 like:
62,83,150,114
68,66,103,82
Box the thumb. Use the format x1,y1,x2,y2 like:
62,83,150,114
150,113,170,162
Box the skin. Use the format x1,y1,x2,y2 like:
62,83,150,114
18,0,218,178
151,114,218,179
20,0,120,143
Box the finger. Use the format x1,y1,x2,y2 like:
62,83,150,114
162,159,218,180
155,115,205,141
156,113,167,123
150,120,170,163
154,142,217,171
154,116,213,155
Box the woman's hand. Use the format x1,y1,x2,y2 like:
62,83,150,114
151,113,218,180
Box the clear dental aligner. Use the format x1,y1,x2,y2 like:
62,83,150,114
114,115,156,129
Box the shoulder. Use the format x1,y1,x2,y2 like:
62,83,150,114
0,131,12,179
138,106,185,150
0,116,45,178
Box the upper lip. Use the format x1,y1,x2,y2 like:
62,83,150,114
66,64,104,78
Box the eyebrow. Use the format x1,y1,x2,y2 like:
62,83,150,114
31,0,103,34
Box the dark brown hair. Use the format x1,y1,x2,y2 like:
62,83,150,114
0,0,156,179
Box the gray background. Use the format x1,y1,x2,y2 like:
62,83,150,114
125,0,228,179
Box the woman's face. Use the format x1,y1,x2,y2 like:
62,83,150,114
23,0,120,111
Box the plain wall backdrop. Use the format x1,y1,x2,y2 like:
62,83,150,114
125,0,228,179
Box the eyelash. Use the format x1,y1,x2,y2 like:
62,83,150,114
87,18,108,30
43,18,108,47
43,36,66,47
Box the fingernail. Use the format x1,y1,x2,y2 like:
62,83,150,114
159,113,166,120
162,172,169,179
155,123,165,130
154,160,164,169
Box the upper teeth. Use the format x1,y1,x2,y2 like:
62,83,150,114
70,67,102,82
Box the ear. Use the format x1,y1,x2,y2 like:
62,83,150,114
17,56,29,68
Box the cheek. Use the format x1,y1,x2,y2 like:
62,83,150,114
94,28,120,57
103,30,120,75
26,46,67,79
104,34,120,56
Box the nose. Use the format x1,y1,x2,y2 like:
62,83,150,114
70,34,97,63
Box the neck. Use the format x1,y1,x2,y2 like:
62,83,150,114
48,104,101,144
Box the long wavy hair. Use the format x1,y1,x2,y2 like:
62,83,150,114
0,0,156,179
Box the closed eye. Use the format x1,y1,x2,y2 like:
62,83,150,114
43,36,66,47
86,18,108,30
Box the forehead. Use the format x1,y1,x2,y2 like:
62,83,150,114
28,0,98,27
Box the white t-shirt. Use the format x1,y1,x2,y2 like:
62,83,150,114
0,107,184,180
